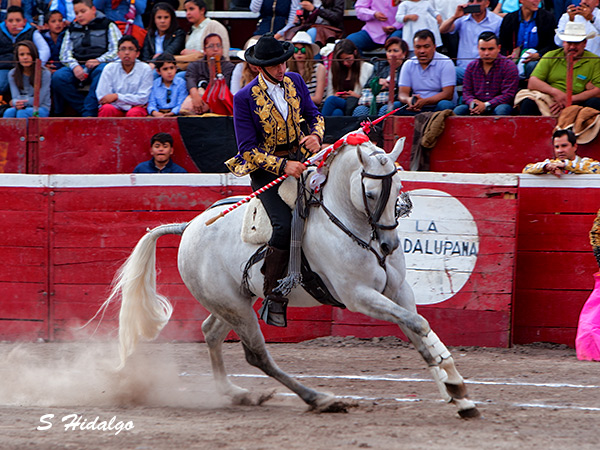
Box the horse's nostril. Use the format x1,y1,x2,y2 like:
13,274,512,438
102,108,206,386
381,242,391,255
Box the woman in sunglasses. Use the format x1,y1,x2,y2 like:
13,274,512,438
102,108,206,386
286,32,326,106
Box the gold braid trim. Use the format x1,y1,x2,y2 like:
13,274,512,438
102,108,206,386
591,208,600,247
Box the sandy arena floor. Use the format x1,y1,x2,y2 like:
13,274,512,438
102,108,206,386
0,337,598,450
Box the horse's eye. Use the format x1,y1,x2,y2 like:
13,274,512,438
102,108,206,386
365,191,375,200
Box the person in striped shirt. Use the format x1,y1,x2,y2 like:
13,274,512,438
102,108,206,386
523,129,600,175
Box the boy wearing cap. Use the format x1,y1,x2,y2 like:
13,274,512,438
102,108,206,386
225,34,324,328
523,129,600,175
519,21,600,116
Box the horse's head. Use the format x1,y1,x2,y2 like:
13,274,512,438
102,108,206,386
348,137,404,256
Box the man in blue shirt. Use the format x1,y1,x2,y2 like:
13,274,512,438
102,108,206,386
397,29,456,114
439,0,503,83
133,132,188,173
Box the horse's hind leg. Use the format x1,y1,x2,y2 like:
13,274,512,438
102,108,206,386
232,308,348,412
202,314,249,398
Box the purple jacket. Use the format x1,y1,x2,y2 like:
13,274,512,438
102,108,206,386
355,0,403,45
226,71,325,177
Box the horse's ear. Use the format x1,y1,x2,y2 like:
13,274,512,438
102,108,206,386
356,145,367,166
388,137,405,163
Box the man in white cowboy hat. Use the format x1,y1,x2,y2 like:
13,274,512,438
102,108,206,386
523,129,600,174
225,33,324,327
555,0,600,56
519,21,600,115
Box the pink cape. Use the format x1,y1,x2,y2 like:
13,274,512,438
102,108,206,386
576,272,600,361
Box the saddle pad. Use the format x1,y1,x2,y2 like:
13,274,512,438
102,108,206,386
240,176,299,245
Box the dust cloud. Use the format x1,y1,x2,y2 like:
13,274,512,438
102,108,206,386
0,340,225,409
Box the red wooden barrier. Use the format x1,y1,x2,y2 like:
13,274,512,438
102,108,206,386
387,116,600,173
0,173,524,347
0,119,28,173
513,175,600,347
32,118,199,174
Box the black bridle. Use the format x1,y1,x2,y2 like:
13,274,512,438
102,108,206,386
360,168,400,241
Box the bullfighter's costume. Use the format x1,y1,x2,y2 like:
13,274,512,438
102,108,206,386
226,34,325,327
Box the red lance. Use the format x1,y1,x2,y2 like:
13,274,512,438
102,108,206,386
205,108,400,226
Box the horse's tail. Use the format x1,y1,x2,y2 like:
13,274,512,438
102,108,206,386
97,222,189,369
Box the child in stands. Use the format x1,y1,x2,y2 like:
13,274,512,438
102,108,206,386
133,132,188,173
3,40,51,117
51,0,121,116
147,52,187,116
0,6,50,95
42,10,66,72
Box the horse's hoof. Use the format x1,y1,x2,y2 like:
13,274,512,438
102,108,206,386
458,407,482,419
309,394,357,413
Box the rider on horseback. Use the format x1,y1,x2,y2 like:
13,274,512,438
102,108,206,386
225,34,325,327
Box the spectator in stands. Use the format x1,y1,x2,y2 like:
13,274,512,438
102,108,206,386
52,0,121,116
322,38,373,116
181,32,234,115
133,132,188,173
431,0,463,59
0,6,50,95
96,34,153,116
3,40,51,117
141,0,179,28
397,29,456,114
454,31,518,115
231,36,259,95
141,2,185,65
553,0,582,22
439,0,502,83
493,0,520,17
42,10,66,72
178,0,230,67
93,0,146,28
42,0,75,24
517,22,600,115
555,1,600,56
523,129,600,174
286,31,326,107
147,52,186,116
22,0,49,25
395,0,442,54
251,0,297,39
499,0,556,79
354,36,408,116
346,0,403,55
283,0,344,47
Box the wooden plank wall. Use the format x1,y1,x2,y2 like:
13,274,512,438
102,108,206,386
0,174,521,347
0,176,49,340
513,175,600,347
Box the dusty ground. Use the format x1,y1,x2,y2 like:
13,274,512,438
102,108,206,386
0,337,599,450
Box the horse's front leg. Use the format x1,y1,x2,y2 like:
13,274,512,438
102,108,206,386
345,284,480,419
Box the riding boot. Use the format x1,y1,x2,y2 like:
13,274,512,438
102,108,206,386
258,246,289,327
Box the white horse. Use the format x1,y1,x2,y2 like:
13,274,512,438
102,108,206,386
102,132,480,418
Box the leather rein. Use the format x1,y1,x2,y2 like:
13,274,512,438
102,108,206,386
306,167,400,269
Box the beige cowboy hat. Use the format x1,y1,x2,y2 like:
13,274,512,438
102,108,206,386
557,22,596,42
290,31,320,56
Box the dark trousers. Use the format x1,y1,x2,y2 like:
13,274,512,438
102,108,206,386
251,168,292,250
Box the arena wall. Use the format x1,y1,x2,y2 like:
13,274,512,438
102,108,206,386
3,172,595,348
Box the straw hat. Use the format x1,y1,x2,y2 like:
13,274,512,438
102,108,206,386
557,22,596,42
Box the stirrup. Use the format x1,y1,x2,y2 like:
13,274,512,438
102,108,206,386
258,298,288,328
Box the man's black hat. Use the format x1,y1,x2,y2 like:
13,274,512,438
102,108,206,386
244,33,295,67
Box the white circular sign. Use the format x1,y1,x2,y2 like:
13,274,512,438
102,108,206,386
397,189,479,305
